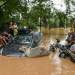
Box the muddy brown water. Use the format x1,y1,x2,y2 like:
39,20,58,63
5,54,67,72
0,28,75,75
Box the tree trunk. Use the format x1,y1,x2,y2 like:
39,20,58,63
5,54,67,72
0,2,7,8
40,18,41,30
43,16,47,29
49,25,50,30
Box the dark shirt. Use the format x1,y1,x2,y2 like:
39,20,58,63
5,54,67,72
9,25,13,36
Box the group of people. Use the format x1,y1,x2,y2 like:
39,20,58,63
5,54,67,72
66,20,75,53
9,21,18,36
0,21,18,48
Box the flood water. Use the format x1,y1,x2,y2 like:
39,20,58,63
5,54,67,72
0,28,75,75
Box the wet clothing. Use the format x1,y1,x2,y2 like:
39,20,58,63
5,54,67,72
9,25,13,36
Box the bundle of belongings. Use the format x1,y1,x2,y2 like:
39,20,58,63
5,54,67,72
70,44,75,53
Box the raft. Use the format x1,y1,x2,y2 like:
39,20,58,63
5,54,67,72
66,49,75,63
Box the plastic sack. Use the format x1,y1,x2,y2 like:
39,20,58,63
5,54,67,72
70,44,75,53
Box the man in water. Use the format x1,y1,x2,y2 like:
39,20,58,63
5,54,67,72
66,32,71,43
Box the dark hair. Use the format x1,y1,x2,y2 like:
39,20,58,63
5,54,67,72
2,29,6,32
14,22,16,23
10,21,12,23
68,32,71,35
71,32,74,34
7,31,10,34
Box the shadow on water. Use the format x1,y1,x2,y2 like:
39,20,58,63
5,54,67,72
0,27,75,75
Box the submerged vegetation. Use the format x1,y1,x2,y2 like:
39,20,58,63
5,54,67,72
0,0,75,30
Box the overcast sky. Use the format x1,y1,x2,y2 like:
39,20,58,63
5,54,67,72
52,0,66,11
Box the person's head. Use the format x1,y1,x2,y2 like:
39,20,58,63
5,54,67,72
14,22,16,25
10,21,12,25
71,32,74,37
68,32,71,36
7,31,10,34
2,30,7,35
73,36,75,41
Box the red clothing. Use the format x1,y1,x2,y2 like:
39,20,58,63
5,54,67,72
0,38,4,46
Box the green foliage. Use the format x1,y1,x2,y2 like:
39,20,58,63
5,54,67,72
20,18,37,29
0,0,75,30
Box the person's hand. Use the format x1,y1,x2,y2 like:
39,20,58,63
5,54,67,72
6,43,8,44
13,27,14,29
69,43,71,45
73,41,75,44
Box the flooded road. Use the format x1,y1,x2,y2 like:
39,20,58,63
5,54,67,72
0,28,75,75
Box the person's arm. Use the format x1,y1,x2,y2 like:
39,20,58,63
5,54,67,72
9,26,14,29
3,39,8,44
10,34,13,39
5,36,8,40
7,34,10,38
13,25,18,29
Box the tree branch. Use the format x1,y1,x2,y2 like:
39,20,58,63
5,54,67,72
0,2,7,8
